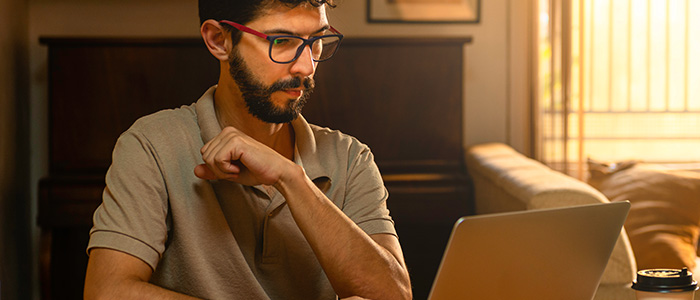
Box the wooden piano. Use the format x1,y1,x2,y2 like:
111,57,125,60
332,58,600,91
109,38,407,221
39,37,473,299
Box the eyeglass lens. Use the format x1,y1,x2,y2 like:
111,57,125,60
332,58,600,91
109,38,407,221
270,36,341,63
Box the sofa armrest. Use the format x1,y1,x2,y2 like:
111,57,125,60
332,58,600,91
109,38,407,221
465,143,610,211
464,143,637,289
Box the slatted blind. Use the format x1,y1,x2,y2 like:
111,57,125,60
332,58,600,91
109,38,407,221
538,0,700,177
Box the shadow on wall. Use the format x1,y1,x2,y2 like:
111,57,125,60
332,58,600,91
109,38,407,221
1,0,33,298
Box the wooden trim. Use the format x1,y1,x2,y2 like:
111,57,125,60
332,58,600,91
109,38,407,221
39,36,473,47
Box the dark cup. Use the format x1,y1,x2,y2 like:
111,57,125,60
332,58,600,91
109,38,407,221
632,268,698,299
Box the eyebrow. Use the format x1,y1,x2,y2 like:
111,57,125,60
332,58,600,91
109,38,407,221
263,25,331,36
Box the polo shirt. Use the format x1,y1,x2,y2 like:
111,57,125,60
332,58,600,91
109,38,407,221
87,86,397,299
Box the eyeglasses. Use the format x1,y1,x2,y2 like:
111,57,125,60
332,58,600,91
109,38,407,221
219,20,344,64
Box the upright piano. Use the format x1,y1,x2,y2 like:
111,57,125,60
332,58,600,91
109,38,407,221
39,37,473,299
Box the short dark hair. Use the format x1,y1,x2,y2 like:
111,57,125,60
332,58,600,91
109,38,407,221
199,0,337,45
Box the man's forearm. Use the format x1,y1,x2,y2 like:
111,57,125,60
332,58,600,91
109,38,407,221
274,164,412,300
85,248,202,300
195,125,411,298
86,280,202,300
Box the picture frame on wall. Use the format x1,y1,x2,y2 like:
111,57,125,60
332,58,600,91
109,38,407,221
367,0,480,24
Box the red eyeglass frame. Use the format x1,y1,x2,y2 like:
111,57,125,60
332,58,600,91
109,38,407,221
219,20,343,63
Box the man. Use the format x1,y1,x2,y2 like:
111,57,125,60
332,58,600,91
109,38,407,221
84,1,412,299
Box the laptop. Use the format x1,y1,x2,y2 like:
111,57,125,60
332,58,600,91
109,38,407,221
427,201,630,300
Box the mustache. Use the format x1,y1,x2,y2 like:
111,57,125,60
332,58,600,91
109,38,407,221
267,76,315,93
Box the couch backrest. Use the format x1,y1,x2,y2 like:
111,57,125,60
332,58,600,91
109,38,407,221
464,143,637,287
465,143,610,210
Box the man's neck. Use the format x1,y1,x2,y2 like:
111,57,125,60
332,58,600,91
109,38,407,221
213,84,295,160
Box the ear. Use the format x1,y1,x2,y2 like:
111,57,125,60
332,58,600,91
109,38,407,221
201,19,230,61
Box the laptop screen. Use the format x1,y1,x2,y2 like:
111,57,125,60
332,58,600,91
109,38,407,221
428,201,630,300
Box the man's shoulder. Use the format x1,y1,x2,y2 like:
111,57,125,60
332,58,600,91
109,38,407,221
113,103,202,169
306,123,372,159
128,103,198,137
308,124,366,147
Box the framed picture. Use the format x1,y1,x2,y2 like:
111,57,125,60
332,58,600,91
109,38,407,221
367,0,480,24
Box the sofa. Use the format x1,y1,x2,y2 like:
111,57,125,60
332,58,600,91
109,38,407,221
463,143,641,299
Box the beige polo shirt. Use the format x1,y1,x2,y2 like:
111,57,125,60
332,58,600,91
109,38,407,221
88,86,396,299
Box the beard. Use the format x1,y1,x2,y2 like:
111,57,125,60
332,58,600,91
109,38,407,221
228,50,315,124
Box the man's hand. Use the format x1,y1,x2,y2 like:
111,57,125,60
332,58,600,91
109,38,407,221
194,126,296,186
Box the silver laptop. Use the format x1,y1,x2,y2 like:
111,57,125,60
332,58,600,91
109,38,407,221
428,201,630,300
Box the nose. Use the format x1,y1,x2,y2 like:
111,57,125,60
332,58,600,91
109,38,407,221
290,44,316,77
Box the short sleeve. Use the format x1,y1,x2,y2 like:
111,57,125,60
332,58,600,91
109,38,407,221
342,146,397,237
87,130,170,270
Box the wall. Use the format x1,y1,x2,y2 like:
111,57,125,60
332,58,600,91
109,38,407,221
327,1,533,154
26,0,533,298
1,0,31,299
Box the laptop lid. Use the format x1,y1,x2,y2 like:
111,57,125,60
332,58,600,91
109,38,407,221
427,201,630,300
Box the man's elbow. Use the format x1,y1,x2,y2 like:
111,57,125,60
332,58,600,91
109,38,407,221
84,281,125,300
84,286,111,300
396,273,413,300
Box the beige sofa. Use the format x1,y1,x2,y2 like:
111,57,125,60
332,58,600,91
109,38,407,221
464,143,638,299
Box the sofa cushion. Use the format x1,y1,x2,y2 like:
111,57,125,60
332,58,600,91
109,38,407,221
588,159,700,270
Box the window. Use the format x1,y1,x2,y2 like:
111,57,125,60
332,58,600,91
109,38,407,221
537,0,700,178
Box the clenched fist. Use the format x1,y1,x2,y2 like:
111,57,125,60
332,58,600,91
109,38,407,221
194,126,299,187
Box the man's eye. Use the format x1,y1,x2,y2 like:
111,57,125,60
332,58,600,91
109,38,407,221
273,38,292,46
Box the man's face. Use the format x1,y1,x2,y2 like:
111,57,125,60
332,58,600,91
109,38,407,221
229,4,329,124
228,49,315,124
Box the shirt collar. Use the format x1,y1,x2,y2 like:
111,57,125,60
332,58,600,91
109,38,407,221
195,85,221,145
195,86,331,183
290,114,331,182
